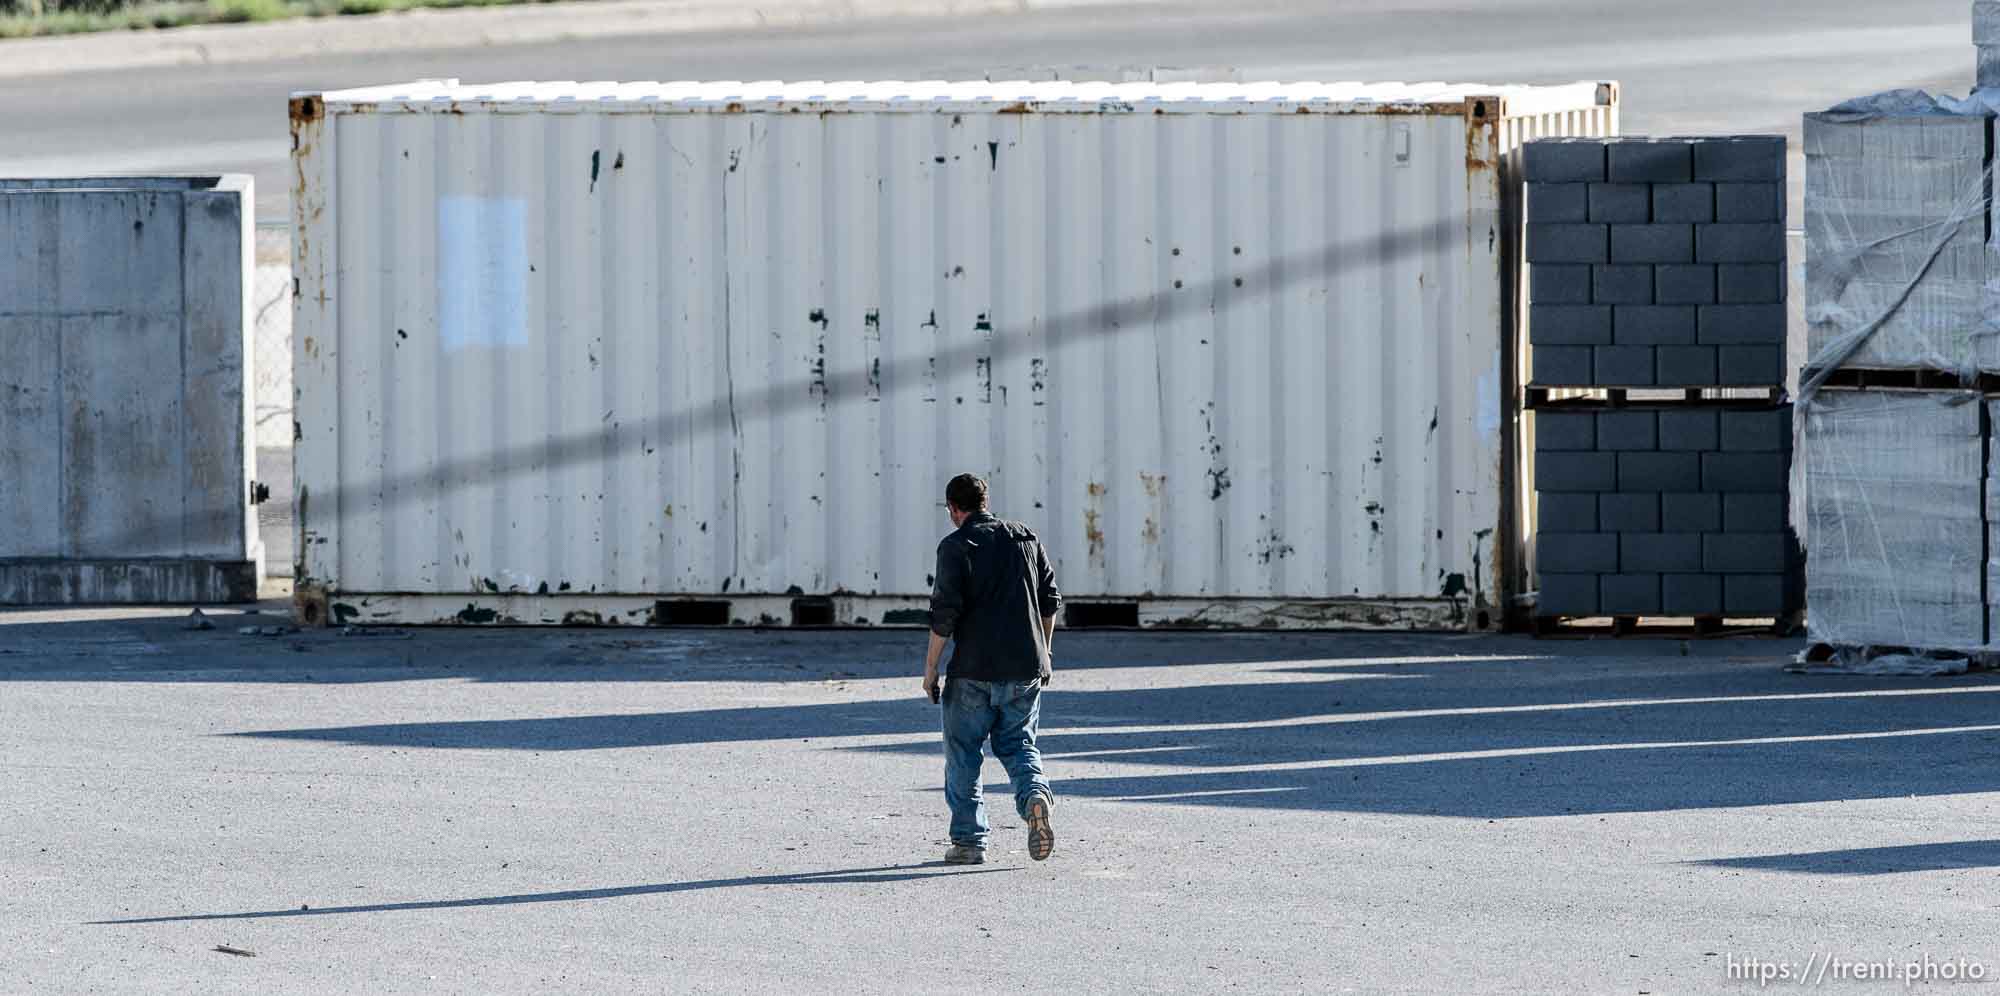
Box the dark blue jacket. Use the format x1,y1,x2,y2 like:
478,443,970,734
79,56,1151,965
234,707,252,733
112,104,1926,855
930,512,1063,681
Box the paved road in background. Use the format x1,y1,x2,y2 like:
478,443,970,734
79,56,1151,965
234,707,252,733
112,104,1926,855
0,0,1978,225
4,623,1995,991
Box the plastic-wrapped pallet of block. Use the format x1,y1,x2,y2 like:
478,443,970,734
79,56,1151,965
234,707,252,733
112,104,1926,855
1980,0,2000,88
1989,397,2000,646
1802,94,1995,380
1804,390,1986,650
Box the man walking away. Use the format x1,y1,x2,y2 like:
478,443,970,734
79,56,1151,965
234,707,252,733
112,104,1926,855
923,473,1062,865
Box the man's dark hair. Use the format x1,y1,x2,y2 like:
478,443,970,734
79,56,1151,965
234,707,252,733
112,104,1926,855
945,473,988,513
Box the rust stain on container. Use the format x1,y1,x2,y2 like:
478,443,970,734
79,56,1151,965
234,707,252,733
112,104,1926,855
1463,97,1501,175
289,95,323,125
1084,481,1107,566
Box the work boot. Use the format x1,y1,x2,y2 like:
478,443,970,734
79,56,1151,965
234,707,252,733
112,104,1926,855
944,844,985,865
1025,792,1055,861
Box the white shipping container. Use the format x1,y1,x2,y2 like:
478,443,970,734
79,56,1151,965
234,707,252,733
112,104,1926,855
291,79,1616,628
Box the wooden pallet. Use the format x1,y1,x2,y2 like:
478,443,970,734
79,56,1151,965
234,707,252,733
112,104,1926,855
1533,612,1802,639
1526,386,1786,410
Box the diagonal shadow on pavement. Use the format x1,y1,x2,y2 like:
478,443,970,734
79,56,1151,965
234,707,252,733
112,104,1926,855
89,862,1013,925
1685,839,2000,876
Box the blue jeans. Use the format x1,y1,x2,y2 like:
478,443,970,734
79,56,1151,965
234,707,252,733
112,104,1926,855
941,677,1051,849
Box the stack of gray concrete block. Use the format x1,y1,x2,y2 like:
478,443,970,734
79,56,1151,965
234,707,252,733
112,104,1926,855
1798,61,2000,653
1525,135,1798,623
1802,108,1993,374
1534,406,1796,618
1803,391,1985,650
1526,137,1787,388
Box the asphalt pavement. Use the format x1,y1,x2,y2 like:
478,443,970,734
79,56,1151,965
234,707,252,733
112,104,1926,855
1,620,1996,991
5,8,1997,990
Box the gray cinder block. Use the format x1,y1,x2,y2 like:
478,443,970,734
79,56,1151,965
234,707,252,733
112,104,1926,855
1658,409,1719,451
1716,263,1782,304
1611,224,1696,264
1714,183,1782,223
1703,533,1788,573
1655,265,1716,305
1538,573,1600,616
1537,452,1618,492
1535,411,1597,451
1529,223,1610,264
1541,533,1620,573
1589,183,1653,224
1538,492,1599,533
1596,410,1659,451
1594,346,1656,386
1651,183,1715,224
1529,183,1589,223
1722,492,1787,533
1655,346,1718,385
1663,573,1723,616
1717,346,1783,385
1661,492,1721,533
1609,140,1693,183
1598,493,1660,532
1592,265,1654,305
1725,575,1787,616
1531,264,1593,305
1600,573,1663,614
1525,139,1609,183
1532,346,1594,386
1532,305,1614,345
1697,223,1786,263
1694,136,1785,182
1622,533,1703,572
1698,304,1786,345
1720,408,1791,451
1615,306,1698,345
1702,452,1788,492
1619,452,1701,491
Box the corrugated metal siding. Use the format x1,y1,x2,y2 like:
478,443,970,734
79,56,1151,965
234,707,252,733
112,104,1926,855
1496,94,1621,607
294,81,1613,608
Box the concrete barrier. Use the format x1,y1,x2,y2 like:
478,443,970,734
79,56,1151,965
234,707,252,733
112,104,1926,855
0,176,263,603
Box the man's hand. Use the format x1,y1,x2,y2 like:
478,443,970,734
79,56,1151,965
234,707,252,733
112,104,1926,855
1040,657,1053,686
924,631,948,704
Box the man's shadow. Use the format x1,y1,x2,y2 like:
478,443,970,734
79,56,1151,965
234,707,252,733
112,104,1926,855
91,863,1014,925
